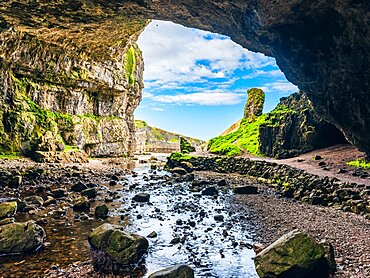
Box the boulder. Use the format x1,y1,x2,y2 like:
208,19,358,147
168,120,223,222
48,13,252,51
254,230,335,278
81,188,97,199
233,185,258,195
201,187,218,196
9,176,22,187
71,181,88,192
0,201,17,219
149,264,194,278
88,223,149,265
24,196,44,206
95,204,109,219
171,167,188,176
72,196,90,211
0,221,46,254
132,193,150,203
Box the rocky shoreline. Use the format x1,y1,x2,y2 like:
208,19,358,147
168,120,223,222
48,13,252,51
167,153,370,219
0,155,369,277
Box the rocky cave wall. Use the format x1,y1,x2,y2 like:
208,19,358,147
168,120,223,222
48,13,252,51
0,0,369,157
0,5,147,157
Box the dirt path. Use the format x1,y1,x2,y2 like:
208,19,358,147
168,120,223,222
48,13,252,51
237,144,370,186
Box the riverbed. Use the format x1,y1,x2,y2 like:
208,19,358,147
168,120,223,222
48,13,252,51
0,158,259,277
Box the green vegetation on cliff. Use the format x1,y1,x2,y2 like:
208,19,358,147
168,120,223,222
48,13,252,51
180,137,196,154
347,159,370,169
125,46,136,87
208,104,295,157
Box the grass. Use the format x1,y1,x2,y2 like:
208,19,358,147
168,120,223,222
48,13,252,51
169,152,195,161
347,159,370,169
64,145,79,152
0,152,21,159
207,103,295,157
135,120,148,129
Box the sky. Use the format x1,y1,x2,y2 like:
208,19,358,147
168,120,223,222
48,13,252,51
135,20,298,141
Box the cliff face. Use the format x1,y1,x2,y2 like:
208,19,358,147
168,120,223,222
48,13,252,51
0,14,146,158
135,120,204,154
0,1,369,156
258,92,347,158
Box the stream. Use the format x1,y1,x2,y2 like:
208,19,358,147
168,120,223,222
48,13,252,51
0,158,259,277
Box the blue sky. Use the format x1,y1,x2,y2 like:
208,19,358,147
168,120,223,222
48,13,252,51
135,20,298,140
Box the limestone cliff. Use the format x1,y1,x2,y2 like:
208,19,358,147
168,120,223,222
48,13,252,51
0,15,147,158
135,120,204,154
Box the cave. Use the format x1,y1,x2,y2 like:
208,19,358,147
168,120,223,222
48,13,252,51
0,0,368,158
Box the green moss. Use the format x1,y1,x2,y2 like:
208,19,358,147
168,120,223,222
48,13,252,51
64,145,79,152
180,137,195,154
135,120,148,129
169,152,195,162
124,46,136,87
0,152,21,159
347,159,370,169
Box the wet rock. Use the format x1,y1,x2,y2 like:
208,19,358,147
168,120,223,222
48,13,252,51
254,230,335,278
51,188,67,198
313,155,323,161
0,201,17,219
214,214,224,222
44,196,56,207
148,264,194,278
233,185,258,195
89,223,149,265
71,181,88,192
171,167,188,176
24,196,44,206
9,175,22,187
72,196,90,211
0,221,46,254
95,205,109,219
81,188,97,199
337,168,347,174
217,179,227,186
132,193,150,202
147,231,158,238
201,187,218,196
0,217,15,226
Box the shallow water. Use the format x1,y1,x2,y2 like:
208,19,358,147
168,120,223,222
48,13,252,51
0,162,258,277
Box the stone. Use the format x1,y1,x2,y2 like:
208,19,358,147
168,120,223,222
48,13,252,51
233,185,258,195
88,223,149,265
72,196,90,211
51,188,67,198
24,196,44,206
81,188,97,199
180,137,195,154
95,205,109,219
0,201,17,219
132,193,150,202
0,221,46,254
214,215,224,222
201,187,218,196
244,88,265,122
147,231,158,238
9,176,22,187
71,182,88,192
171,167,188,176
254,230,334,278
148,264,195,278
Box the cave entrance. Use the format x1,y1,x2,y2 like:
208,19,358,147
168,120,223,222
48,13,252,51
133,20,347,157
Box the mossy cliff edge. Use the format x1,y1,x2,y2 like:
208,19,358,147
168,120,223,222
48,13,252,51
208,90,347,158
0,16,147,158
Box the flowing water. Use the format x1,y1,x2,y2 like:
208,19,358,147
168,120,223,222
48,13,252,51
0,160,259,277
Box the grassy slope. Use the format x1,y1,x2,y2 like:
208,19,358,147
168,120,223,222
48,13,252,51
207,105,294,156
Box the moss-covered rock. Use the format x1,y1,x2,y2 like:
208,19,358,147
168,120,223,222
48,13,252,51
0,221,46,254
0,201,17,220
88,223,149,266
180,137,196,154
254,230,334,278
244,88,265,122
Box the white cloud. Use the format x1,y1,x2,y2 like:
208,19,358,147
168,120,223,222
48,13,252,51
138,20,275,87
261,81,299,94
152,107,164,111
150,91,244,106
243,69,285,79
